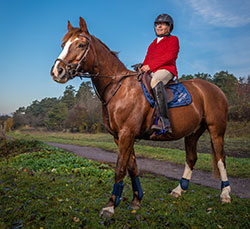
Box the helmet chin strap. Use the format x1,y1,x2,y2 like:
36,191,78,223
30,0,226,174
154,26,171,37
157,33,171,38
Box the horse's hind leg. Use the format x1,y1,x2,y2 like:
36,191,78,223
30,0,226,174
171,125,206,197
209,126,231,203
127,148,143,210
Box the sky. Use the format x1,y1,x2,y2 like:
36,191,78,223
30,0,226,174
0,0,250,115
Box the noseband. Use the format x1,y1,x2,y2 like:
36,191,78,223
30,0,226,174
54,34,92,79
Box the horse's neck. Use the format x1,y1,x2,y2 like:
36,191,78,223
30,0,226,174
93,40,127,76
91,38,129,100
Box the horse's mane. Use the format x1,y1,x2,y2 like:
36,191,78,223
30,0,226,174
94,37,120,59
62,28,120,59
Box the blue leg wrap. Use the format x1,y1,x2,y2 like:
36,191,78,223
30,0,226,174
180,177,190,190
112,181,124,207
221,180,230,190
131,176,144,200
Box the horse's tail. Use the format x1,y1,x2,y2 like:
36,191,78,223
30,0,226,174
210,140,220,179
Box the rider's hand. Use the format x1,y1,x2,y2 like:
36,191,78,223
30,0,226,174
141,65,151,73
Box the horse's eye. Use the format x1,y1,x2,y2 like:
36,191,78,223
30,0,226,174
78,44,85,48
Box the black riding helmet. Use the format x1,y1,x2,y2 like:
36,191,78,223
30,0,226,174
154,14,174,33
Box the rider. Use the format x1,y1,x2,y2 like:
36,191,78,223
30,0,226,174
141,14,179,133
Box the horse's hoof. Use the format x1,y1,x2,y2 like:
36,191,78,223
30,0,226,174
220,186,231,204
170,191,181,198
221,196,231,204
130,201,141,210
99,206,114,218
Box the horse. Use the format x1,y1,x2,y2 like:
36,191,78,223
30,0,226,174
50,17,231,217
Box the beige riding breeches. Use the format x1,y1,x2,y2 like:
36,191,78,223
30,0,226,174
150,69,174,88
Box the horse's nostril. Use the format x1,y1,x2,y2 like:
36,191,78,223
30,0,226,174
58,67,63,75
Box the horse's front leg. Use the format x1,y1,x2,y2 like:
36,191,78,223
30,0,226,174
100,130,134,218
110,137,143,209
128,148,144,210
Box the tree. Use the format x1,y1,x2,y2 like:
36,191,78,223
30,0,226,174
178,74,194,82
4,117,13,133
65,105,88,132
213,71,238,105
61,85,76,110
12,107,27,129
229,75,250,122
45,103,68,131
72,81,104,132
25,97,58,127
194,72,213,82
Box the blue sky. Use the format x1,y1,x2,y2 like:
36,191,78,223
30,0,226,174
1,0,250,115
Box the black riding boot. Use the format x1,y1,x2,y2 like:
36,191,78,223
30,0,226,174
151,81,172,133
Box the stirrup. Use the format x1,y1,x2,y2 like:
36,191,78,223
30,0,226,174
151,124,162,131
162,118,172,134
152,117,172,134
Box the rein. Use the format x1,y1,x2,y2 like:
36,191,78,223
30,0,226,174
91,73,135,106
54,33,138,138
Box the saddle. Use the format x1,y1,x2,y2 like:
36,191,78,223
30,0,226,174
140,72,177,104
138,72,192,137
139,72,192,110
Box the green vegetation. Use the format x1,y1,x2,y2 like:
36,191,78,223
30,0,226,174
0,139,249,228
7,131,250,178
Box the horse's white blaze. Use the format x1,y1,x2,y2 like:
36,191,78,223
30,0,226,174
52,38,79,77
183,162,192,180
217,159,228,181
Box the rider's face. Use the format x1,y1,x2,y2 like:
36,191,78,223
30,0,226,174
155,22,170,36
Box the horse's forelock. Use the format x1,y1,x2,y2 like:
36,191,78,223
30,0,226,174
62,28,82,44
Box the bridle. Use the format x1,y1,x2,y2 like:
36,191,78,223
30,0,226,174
53,34,138,81
53,33,138,105
54,34,92,79
53,33,139,138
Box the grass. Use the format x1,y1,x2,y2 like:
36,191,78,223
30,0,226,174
0,139,250,228
7,130,250,178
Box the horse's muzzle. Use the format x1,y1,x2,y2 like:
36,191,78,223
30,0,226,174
50,65,68,83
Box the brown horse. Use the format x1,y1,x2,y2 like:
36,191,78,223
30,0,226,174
51,17,231,217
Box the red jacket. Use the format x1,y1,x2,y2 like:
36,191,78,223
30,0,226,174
143,35,179,79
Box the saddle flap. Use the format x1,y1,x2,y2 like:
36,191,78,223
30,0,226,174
141,73,175,103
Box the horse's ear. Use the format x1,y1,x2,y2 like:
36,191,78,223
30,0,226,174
79,17,89,34
67,20,74,31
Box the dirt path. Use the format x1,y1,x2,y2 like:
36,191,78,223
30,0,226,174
47,142,250,199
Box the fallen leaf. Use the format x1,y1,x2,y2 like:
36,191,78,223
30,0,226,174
73,217,80,223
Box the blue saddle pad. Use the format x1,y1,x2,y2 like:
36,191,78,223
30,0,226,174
141,82,192,108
